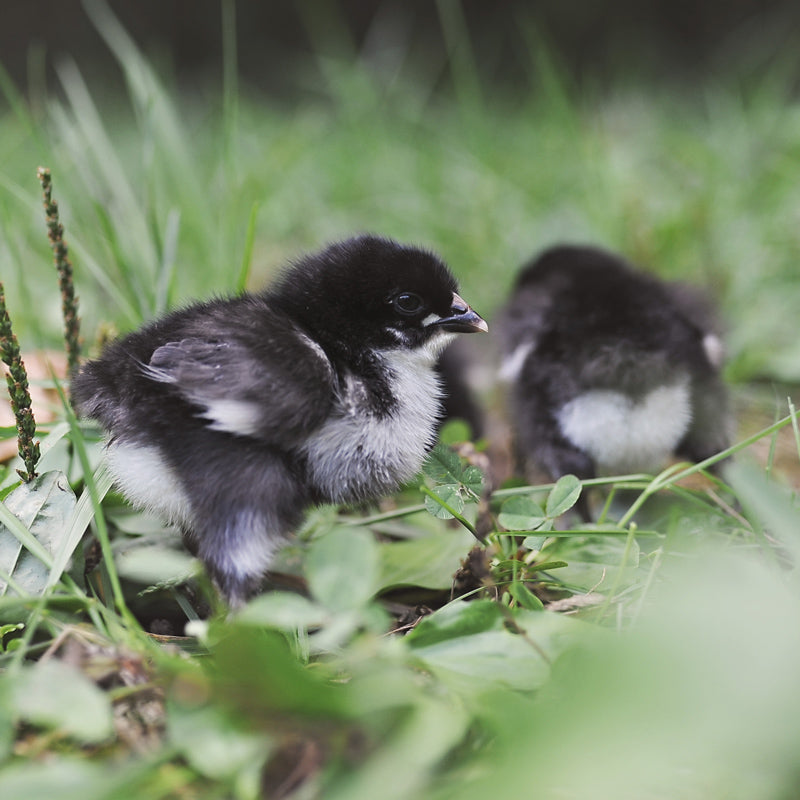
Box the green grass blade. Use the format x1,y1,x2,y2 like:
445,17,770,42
235,201,260,293
0,497,54,571
47,462,113,589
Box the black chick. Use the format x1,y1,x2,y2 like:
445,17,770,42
496,245,730,515
72,235,487,605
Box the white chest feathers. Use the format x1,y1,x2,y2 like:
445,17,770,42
303,348,442,503
557,379,692,474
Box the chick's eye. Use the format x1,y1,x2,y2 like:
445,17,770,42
392,292,424,315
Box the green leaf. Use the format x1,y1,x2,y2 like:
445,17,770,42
546,474,583,517
725,461,800,559
545,534,641,593
306,526,379,611
407,601,559,692
422,443,464,483
0,471,76,596
0,688,13,760
323,697,469,800
508,580,545,610
529,560,569,572
210,627,350,720
498,495,547,531
461,464,485,499
48,463,114,587
236,591,327,629
114,544,198,585
10,659,113,743
422,445,484,524
406,599,503,648
167,701,271,781
0,759,106,799
0,622,23,638
423,483,465,519
0,622,23,653
378,527,476,590
550,535,640,567
521,535,548,551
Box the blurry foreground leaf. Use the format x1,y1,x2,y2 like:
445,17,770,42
210,627,350,720
306,526,379,612
323,697,469,800
0,759,106,800
8,659,113,743
114,544,198,586
167,701,271,783
236,591,327,630
407,600,572,691
445,540,800,800
725,460,800,561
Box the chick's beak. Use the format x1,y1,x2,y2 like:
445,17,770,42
434,293,489,333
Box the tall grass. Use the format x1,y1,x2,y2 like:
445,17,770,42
0,2,799,798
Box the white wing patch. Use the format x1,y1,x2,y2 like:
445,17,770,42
557,379,692,473
144,330,333,437
200,399,262,436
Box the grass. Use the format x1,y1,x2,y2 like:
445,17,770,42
1,2,800,798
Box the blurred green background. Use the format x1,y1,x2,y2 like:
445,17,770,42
2,3,800,799
2,0,800,384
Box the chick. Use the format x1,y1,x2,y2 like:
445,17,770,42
497,244,730,515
